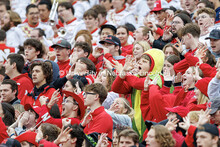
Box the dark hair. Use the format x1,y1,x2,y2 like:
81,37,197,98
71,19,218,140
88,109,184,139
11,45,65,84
68,79,84,91
38,0,52,10
58,2,74,15
197,0,214,9
117,25,129,36
92,5,107,17
30,62,53,84
205,50,216,67
40,123,60,142
74,42,92,57
23,39,45,58
2,79,18,96
64,124,85,147
0,30,6,41
26,4,38,14
77,57,96,73
49,104,61,118
84,83,108,104
7,54,25,73
180,23,200,38
83,8,98,19
125,23,136,33
1,102,15,126
33,28,46,37
0,1,10,10
174,13,192,25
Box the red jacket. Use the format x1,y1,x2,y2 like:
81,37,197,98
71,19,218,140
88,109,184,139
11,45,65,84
89,53,125,73
187,98,207,111
199,63,217,78
0,43,15,63
121,44,133,56
12,73,34,100
57,59,71,78
84,106,113,140
0,117,8,143
174,49,197,74
21,85,62,110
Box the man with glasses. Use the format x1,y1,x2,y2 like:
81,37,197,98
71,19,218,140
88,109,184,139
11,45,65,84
31,90,85,128
81,83,113,143
15,4,54,45
51,39,71,78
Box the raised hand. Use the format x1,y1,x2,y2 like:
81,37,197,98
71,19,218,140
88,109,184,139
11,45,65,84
103,57,113,70
197,109,211,126
96,133,109,147
144,75,150,91
162,27,173,41
54,126,73,145
179,116,190,131
163,69,174,81
81,111,93,127
165,118,179,131
47,89,61,109
174,72,182,83
92,47,104,58
173,38,183,53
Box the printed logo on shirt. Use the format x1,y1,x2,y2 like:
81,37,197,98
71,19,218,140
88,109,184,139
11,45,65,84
0,49,13,62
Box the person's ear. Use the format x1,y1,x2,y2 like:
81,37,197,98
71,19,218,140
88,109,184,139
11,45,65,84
84,52,88,57
45,135,48,140
122,108,128,114
70,137,77,144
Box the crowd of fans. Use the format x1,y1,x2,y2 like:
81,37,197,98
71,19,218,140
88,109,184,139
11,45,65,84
0,0,219,146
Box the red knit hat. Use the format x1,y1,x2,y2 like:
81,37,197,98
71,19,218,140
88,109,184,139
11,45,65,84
15,131,38,146
165,106,189,118
195,77,212,97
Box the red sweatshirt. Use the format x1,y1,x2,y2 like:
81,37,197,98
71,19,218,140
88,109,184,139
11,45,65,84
84,106,113,140
12,73,34,100
174,49,197,74
21,86,62,110
0,117,8,143
57,59,71,78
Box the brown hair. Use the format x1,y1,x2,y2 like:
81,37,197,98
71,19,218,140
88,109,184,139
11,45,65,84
92,5,107,17
140,26,153,36
83,8,98,19
163,43,180,58
197,8,216,19
74,30,93,48
7,10,21,26
98,69,116,92
40,123,61,142
118,129,139,145
166,55,181,65
30,62,53,84
180,23,201,38
151,125,176,147
84,83,108,104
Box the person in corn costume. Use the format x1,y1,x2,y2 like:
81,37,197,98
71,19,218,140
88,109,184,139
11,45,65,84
112,49,164,141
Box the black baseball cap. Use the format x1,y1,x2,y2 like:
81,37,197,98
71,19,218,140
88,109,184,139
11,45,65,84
99,35,121,47
205,29,220,40
100,24,117,34
51,39,71,49
197,123,219,137
1,138,21,147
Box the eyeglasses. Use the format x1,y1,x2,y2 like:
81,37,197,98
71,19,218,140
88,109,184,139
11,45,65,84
83,92,97,97
63,99,78,105
196,15,208,21
172,21,181,25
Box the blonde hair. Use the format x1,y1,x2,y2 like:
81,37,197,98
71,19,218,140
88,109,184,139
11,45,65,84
197,91,209,105
120,98,135,119
98,69,116,92
187,111,200,123
133,41,151,52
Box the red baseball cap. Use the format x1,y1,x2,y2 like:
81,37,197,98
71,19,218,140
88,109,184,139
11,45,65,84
63,90,85,120
15,131,38,146
24,104,41,115
151,0,169,12
165,106,189,118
